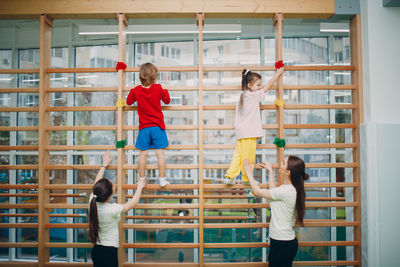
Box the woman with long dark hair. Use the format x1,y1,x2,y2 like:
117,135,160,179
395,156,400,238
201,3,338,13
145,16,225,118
89,151,146,267
243,156,309,267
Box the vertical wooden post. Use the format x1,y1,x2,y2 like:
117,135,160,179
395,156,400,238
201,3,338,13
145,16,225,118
197,12,205,267
273,13,284,184
350,14,363,267
38,14,52,267
117,13,128,267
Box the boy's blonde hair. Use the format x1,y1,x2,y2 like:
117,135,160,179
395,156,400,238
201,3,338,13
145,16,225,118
139,62,158,87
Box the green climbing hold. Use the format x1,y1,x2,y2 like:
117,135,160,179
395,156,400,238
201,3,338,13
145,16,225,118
116,139,127,148
273,137,286,148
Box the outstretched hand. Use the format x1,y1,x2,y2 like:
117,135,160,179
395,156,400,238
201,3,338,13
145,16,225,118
257,161,273,172
243,159,253,177
277,67,285,75
137,177,147,190
102,150,113,166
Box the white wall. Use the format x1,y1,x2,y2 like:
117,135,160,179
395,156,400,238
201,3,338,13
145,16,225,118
361,1,400,123
360,1,400,266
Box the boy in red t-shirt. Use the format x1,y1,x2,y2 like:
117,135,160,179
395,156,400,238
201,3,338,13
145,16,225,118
126,62,170,187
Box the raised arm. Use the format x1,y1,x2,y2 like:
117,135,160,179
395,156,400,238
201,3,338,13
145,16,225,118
263,67,284,93
93,151,113,185
126,88,137,105
243,159,272,199
161,87,170,104
123,178,146,212
259,161,277,189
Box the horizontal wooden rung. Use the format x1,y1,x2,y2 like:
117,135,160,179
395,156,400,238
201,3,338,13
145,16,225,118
0,184,38,189
0,68,39,74
123,125,199,130
203,143,357,149
203,163,358,169
204,182,359,189
203,240,360,248
203,202,358,209
126,215,199,220
47,86,118,92
0,223,38,228
123,184,199,189
125,66,199,72
1,204,38,209
0,126,38,131
136,195,198,199
42,104,357,113
0,146,38,151
46,126,117,131
47,67,116,73
45,223,199,229
0,107,39,112
202,65,355,72
0,213,38,217
201,261,361,266
203,84,357,91
37,124,359,132
45,203,199,209
123,223,199,229
43,220,358,230
45,242,92,248
0,88,39,93
0,242,38,248
123,243,200,248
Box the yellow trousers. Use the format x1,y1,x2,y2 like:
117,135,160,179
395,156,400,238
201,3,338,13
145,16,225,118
225,138,257,182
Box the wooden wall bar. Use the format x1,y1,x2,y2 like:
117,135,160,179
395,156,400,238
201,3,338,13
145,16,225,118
0,0,335,19
37,14,52,267
350,14,363,267
197,12,205,267
0,6,362,267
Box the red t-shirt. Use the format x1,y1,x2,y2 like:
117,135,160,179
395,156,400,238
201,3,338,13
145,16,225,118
126,84,170,130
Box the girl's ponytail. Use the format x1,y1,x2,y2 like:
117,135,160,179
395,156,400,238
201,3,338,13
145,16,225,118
287,155,309,226
89,178,113,244
239,69,249,113
238,69,261,114
89,196,100,244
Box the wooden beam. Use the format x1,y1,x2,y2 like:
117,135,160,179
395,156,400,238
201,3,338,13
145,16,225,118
350,14,363,267
0,263,38,267
203,241,360,248
117,13,127,267
197,12,205,267
0,0,335,19
0,69,39,74
124,264,199,267
38,14,52,267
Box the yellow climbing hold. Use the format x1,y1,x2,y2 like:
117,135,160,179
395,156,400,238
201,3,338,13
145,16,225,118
116,98,126,108
274,99,285,107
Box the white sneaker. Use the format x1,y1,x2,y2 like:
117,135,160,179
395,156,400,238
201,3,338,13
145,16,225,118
223,178,236,185
159,177,170,187
246,188,254,198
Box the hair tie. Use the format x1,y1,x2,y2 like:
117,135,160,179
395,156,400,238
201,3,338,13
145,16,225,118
244,69,251,76
93,194,97,198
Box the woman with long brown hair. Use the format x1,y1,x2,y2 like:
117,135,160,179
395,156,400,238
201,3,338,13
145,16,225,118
243,156,309,267
89,151,146,267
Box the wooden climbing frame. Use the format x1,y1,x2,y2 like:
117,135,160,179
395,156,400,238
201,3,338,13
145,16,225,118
0,1,362,266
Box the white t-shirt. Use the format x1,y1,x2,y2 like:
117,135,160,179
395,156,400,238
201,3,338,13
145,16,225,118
89,193,124,247
234,89,265,140
269,184,297,240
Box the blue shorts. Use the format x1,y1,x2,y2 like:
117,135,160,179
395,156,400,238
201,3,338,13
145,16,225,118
135,126,169,150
